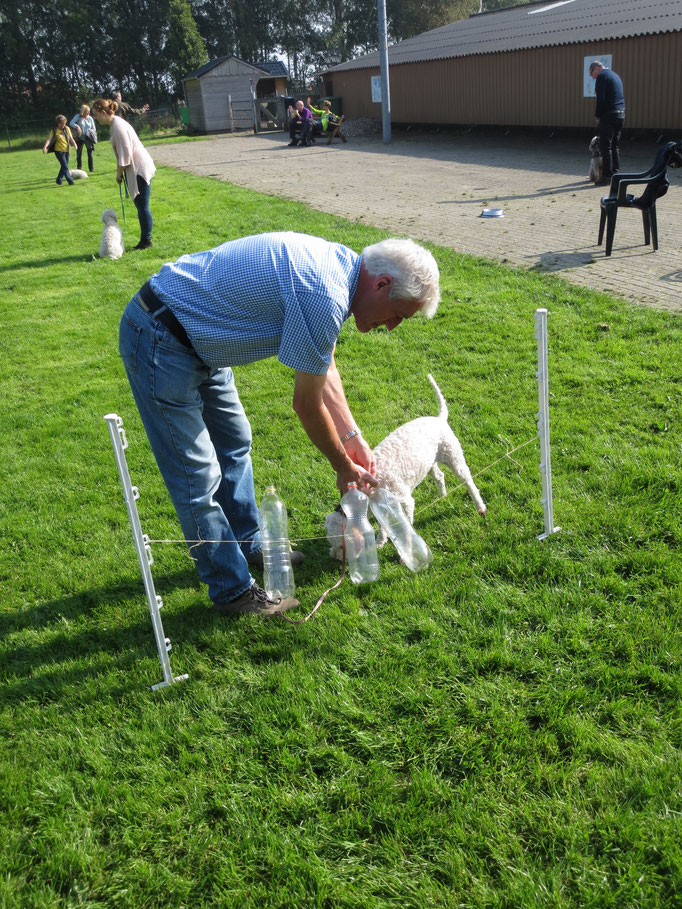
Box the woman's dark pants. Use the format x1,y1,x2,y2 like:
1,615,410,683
134,175,153,242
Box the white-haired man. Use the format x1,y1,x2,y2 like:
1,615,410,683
287,100,313,146
119,232,440,616
589,61,626,186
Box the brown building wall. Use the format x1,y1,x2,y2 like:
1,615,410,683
329,33,682,130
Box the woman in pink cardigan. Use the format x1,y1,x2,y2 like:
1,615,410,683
92,98,156,250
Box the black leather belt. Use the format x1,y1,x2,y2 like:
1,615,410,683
137,282,192,349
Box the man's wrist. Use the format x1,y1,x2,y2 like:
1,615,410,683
340,428,361,444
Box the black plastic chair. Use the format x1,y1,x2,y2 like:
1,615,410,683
598,140,682,257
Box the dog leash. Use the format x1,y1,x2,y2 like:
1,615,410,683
119,174,130,225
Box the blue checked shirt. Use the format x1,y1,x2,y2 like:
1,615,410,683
148,232,361,374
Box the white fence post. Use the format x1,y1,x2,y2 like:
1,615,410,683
535,309,561,541
104,414,189,691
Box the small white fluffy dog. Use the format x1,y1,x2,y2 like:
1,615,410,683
70,169,89,180
588,136,603,183
99,208,124,259
325,374,486,559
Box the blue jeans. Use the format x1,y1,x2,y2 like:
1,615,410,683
134,175,152,242
119,296,261,605
54,151,74,185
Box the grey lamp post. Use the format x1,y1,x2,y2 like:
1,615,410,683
378,0,391,143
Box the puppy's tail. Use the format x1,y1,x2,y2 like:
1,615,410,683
427,373,448,421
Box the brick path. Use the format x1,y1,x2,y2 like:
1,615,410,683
151,131,682,313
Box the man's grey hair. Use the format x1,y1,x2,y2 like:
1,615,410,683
589,61,604,73
361,238,441,318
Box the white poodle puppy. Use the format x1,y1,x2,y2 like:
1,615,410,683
325,374,486,559
70,169,89,180
99,208,124,260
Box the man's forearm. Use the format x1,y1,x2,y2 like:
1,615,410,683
293,369,375,491
295,396,353,474
321,356,358,437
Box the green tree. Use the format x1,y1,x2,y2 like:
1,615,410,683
313,0,481,65
193,0,278,61
109,0,170,100
274,0,325,82
166,0,207,94
0,0,53,113
387,0,481,42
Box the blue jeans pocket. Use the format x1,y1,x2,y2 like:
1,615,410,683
119,314,142,374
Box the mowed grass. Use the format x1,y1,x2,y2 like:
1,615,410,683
1,143,681,908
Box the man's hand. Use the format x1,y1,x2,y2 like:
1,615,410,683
343,434,376,477
336,462,377,495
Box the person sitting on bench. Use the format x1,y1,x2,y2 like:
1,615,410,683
307,97,338,138
287,101,313,147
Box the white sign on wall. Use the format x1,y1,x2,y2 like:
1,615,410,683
583,54,612,97
371,76,382,103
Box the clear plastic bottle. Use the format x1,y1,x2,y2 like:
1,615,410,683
340,483,380,584
369,487,433,573
257,486,295,600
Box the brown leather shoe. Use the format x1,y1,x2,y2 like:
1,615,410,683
213,583,298,617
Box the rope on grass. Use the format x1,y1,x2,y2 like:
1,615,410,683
146,433,539,547
277,531,347,624
413,433,537,520
141,434,537,622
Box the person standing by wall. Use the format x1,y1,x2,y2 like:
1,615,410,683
69,104,97,172
42,114,77,185
92,98,156,250
589,61,626,186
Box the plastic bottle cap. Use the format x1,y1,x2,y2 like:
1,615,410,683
347,482,357,489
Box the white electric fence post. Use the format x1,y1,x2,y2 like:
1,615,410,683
104,414,189,691
535,309,561,541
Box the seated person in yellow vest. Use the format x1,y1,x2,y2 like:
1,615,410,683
307,97,340,138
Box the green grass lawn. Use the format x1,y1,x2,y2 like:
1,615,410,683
1,144,680,908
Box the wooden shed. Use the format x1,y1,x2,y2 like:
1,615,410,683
183,57,289,132
321,0,682,131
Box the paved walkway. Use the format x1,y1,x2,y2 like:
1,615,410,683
151,131,682,313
